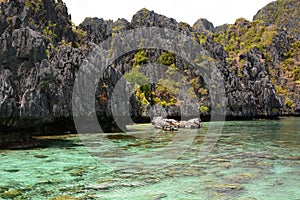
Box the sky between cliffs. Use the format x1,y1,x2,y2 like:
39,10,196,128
63,0,274,27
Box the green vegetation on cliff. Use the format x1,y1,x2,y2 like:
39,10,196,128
22,0,85,48
213,18,278,69
254,0,300,39
213,0,300,114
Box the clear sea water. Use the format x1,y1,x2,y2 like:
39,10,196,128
0,117,299,199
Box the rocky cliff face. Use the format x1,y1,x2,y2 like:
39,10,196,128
253,0,300,40
79,17,130,44
0,0,299,148
193,18,215,33
78,8,284,119
254,0,300,115
0,0,137,148
213,15,299,116
0,0,77,45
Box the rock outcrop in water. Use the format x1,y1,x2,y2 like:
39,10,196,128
0,0,299,148
152,117,202,131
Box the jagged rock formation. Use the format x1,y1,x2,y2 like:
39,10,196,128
131,8,193,34
253,0,300,115
0,0,77,45
79,17,130,44
193,18,214,33
215,24,229,34
0,0,79,137
214,16,299,116
79,8,283,119
0,0,299,148
0,0,137,148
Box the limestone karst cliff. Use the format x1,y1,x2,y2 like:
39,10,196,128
0,0,299,148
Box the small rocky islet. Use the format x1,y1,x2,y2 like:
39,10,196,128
152,117,202,131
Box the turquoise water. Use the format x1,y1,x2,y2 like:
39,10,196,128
0,118,300,199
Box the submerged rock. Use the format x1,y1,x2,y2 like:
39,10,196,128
224,173,257,184
1,189,22,199
206,183,244,193
49,196,78,200
146,193,168,200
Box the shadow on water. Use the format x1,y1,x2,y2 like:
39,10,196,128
33,126,155,150
35,131,147,149
106,134,137,140
35,137,85,149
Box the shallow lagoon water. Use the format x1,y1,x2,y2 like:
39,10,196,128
0,117,299,199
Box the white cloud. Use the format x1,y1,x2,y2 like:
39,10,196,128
63,0,274,27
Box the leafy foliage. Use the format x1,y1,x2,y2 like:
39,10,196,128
42,22,57,44
124,67,151,107
158,51,175,66
200,106,209,113
133,50,148,67
123,68,149,87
